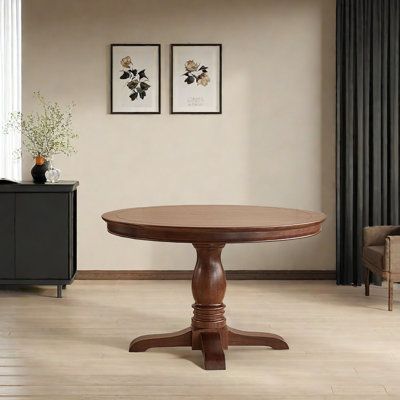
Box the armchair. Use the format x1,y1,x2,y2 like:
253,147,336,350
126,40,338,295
363,226,400,311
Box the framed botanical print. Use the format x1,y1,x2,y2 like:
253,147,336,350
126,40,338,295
111,44,160,114
170,44,222,114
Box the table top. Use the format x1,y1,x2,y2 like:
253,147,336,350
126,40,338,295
102,205,326,244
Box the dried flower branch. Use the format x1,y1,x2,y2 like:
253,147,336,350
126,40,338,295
3,92,78,159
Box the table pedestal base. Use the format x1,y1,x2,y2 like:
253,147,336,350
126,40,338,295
130,325,288,370
129,243,289,370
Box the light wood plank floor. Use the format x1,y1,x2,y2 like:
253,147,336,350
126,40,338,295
0,280,400,399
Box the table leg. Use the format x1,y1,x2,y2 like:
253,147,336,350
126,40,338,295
129,242,288,370
227,326,288,349
129,327,192,352
200,331,226,370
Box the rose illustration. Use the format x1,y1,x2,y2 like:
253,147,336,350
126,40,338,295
121,56,132,68
197,73,210,86
119,56,151,101
182,59,210,87
185,60,199,72
127,80,139,90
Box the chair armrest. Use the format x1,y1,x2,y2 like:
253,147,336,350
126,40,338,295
386,236,400,273
363,226,400,246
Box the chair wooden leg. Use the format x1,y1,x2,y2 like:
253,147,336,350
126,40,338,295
364,267,370,296
388,279,393,311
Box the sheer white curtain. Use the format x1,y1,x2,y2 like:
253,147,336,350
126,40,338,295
0,0,21,180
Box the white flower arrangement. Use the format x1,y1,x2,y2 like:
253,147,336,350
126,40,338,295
3,92,78,160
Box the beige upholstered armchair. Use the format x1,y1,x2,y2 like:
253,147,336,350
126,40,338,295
363,226,400,311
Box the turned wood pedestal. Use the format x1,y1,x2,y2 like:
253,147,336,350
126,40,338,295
102,205,326,370
129,243,288,369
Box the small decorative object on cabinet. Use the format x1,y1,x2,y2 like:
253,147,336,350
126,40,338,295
3,92,78,183
31,155,49,183
45,158,61,183
0,181,78,298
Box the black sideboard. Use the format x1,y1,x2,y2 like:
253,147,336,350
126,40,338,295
0,181,78,298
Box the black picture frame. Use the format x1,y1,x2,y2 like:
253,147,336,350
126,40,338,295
170,44,222,114
111,44,161,114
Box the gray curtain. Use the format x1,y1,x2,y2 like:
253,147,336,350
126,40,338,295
336,0,400,285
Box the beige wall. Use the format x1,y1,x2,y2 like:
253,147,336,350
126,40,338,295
22,0,336,270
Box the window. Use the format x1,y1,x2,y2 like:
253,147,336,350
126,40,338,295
0,0,21,180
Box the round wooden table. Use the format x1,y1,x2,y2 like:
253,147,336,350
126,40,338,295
102,205,326,370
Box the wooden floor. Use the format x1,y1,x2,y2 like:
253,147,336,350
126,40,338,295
1,280,400,399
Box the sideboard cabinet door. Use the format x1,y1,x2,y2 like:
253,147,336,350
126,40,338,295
0,194,15,278
15,193,69,279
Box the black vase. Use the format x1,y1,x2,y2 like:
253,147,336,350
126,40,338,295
31,160,49,183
